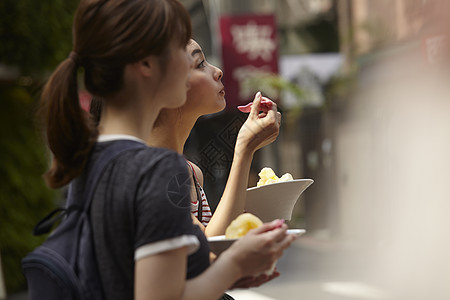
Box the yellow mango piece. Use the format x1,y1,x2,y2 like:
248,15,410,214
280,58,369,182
225,213,263,238
258,167,278,182
256,167,294,187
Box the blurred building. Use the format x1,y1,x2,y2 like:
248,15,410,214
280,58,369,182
182,0,337,59
182,0,449,243
338,0,447,67
185,1,450,299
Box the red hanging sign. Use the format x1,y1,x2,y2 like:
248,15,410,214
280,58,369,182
220,14,279,109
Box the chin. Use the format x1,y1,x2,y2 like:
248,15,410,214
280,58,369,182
202,102,225,116
215,100,226,113
218,97,226,110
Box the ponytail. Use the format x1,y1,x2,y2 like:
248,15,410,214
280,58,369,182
89,96,102,127
41,55,97,188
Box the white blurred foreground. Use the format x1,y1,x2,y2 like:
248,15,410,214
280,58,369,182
230,44,450,300
334,51,450,299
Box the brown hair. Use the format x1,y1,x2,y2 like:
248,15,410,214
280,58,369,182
41,0,192,188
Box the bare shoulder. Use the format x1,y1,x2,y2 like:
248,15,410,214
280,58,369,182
188,160,204,186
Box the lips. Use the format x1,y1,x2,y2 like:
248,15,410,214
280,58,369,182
219,85,225,96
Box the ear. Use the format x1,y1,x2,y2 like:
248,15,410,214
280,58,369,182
136,55,158,77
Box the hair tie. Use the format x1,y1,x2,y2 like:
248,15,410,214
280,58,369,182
68,51,83,66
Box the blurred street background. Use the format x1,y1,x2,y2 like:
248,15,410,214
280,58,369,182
2,1,450,299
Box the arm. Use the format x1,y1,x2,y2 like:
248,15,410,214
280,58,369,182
135,246,241,300
135,221,295,300
191,213,206,232
205,92,281,237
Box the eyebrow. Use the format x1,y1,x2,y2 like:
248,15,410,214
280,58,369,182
191,49,203,57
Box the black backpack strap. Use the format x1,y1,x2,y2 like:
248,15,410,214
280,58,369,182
32,206,81,235
34,140,146,235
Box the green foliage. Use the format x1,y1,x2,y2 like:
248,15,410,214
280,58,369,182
0,0,79,73
0,0,78,293
323,69,357,109
242,73,305,104
0,85,58,293
241,73,310,133
278,9,340,55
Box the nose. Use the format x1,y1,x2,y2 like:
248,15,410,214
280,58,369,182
215,66,223,81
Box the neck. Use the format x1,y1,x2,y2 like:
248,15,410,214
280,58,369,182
148,109,198,154
98,93,161,143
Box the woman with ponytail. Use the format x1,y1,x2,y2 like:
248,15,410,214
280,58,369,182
41,0,193,188
39,1,295,299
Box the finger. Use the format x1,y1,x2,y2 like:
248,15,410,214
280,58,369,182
250,279,268,287
258,112,268,118
259,97,275,113
245,274,269,287
242,272,279,288
273,231,297,252
248,219,285,235
233,277,255,288
270,270,280,279
234,275,269,288
276,111,281,126
261,97,277,109
264,104,278,120
264,223,289,242
264,270,280,283
263,112,281,130
249,91,262,118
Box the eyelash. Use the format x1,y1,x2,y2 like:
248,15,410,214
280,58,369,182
197,60,205,69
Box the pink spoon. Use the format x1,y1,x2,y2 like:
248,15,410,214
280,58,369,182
237,99,273,113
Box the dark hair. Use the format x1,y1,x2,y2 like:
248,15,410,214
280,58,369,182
41,0,192,188
89,96,102,127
